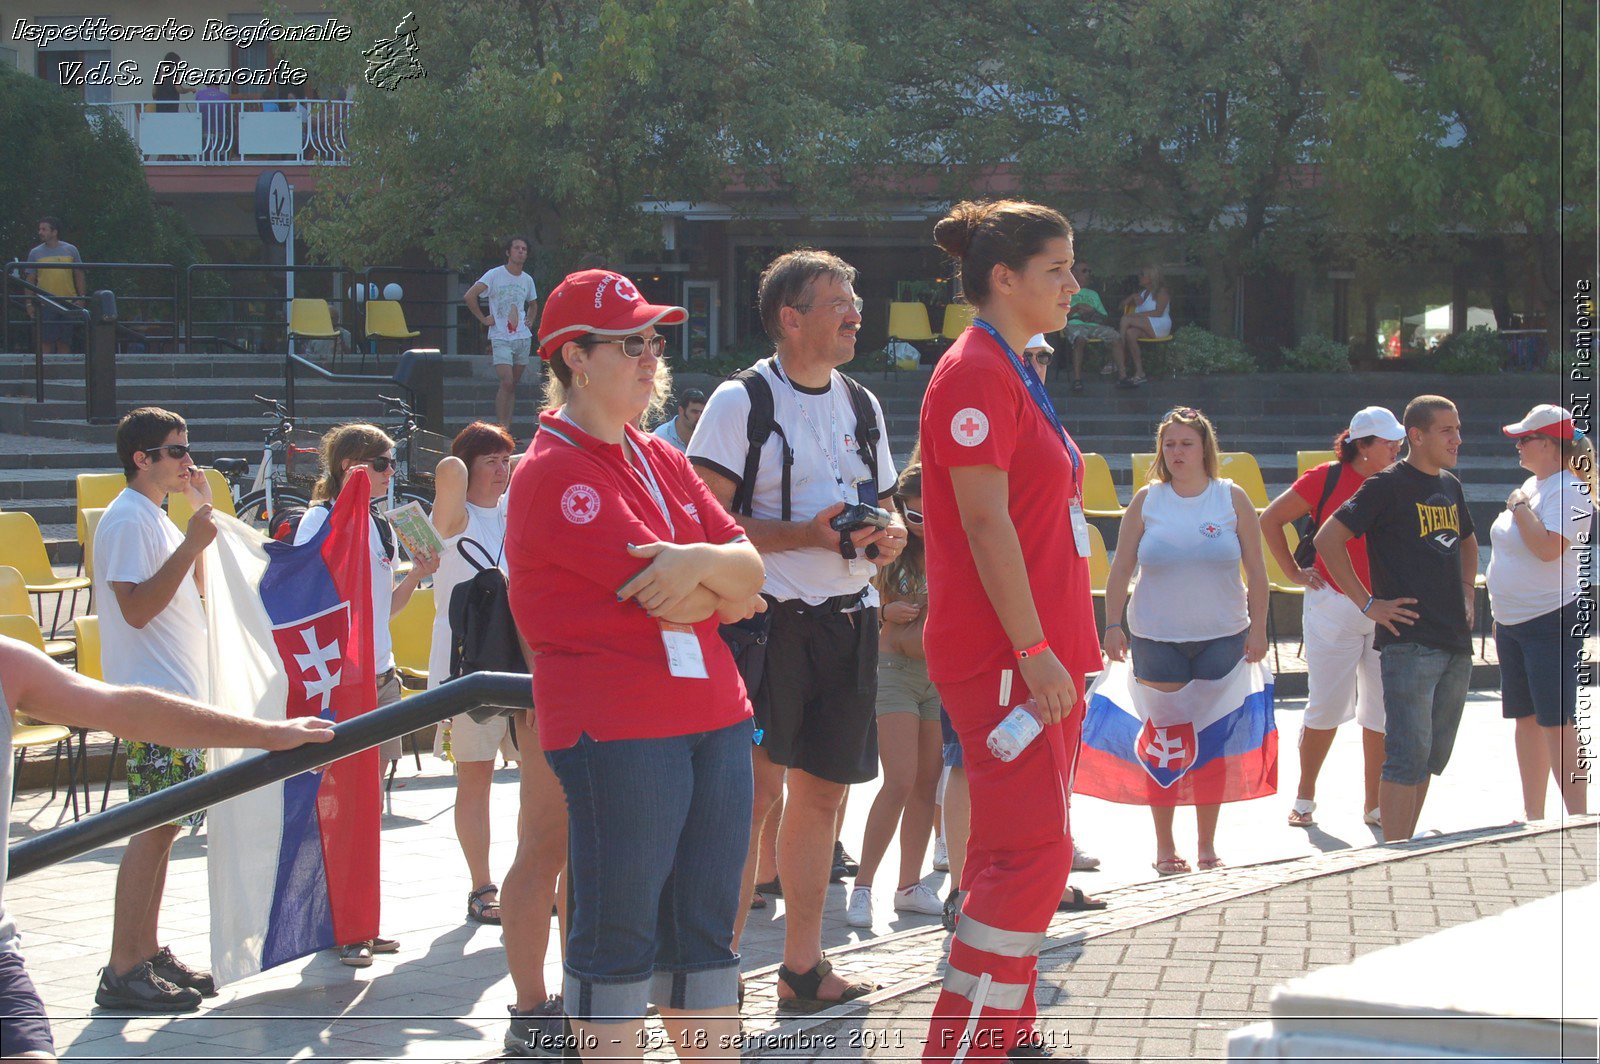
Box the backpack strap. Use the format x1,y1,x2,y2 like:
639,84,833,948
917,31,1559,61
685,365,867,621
1310,462,1342,528
838,373,882,502
457,536,498,573
729,362,793,520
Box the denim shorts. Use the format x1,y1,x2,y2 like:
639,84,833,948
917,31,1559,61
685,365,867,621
1497,604,1582,727
1129,630,1246,684
940,706,963,768
0,951,54,1058
1379,643,1473,785
546,718,753,1023
491,336,532,367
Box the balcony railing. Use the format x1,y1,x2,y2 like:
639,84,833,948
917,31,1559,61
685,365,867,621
88,99,351,166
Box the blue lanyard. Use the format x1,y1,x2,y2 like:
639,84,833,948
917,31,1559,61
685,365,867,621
971,319,1082,487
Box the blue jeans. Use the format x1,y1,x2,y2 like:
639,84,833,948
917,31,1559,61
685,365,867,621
546,719,753,1022
1379,643,1473,785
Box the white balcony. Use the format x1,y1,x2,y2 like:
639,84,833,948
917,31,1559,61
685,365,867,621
88,99,350,166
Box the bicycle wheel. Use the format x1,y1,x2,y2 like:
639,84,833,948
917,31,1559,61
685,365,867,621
238,488,311,537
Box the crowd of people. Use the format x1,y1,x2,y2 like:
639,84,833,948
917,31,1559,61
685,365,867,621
0,200,1593,1062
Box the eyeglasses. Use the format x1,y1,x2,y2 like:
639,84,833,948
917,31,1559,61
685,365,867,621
362,455,398,473
794,296,865,316
902,507,924,523
1027,351,1053,366
590,334,668,358
142,444,191,461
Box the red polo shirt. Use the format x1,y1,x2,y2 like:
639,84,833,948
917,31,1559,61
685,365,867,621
505,410,752,750
919,327,1102,685
1292,461,1373,592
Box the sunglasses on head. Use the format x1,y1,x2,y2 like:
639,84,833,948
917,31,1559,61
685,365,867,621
1166,406,1201,420
590,334,668,358
143,444,191,461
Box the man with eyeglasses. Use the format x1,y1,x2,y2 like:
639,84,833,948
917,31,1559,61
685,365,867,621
90,407,220,1011
690,249,906,1011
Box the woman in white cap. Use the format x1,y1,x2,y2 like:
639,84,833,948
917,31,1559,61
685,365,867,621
1261,407,1405,829
1488,405,1595,820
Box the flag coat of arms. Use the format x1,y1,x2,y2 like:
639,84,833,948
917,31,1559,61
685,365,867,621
1076,658,1276,807
203,473,379,986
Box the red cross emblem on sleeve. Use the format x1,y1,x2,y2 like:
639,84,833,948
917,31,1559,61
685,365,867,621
952,407,990,447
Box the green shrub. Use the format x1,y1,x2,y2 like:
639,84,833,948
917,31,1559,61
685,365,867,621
1146,325,1256,377
1281,335,1352,373
1433,326,1505,374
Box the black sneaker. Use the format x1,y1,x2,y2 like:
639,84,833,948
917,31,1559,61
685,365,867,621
150,946,216,997
835,841,859,877
505,996,569,1058
941,888,965,933
95,961,203,1012
1115,376,1138,390
754,876,782,898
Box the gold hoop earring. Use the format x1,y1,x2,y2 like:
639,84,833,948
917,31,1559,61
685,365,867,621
575,371,591,389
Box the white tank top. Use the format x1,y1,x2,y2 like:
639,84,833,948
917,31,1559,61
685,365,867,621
429,496,509,687
1127,478,1248,641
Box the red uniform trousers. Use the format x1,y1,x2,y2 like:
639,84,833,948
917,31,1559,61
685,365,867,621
923,667,1084,1062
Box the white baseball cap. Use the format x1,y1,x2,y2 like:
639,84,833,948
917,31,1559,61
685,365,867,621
1502,404,1576,440
1025,333,1054,353
1347,406,1406,441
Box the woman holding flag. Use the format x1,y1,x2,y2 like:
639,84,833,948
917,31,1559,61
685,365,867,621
918,200,1101,1062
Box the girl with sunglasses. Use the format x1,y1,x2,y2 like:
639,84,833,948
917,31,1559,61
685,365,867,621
297,423,440,966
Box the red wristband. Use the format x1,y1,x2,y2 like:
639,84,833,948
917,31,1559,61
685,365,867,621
1015,639,1050,660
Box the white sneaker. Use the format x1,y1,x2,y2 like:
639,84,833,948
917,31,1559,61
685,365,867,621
932,836,950,872
894,883,944,916
1072,845,1101,871
845,887,873,928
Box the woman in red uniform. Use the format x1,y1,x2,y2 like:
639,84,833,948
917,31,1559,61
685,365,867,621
919,201,1102,1062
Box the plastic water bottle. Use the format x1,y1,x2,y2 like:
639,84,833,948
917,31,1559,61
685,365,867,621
987,699,1043,762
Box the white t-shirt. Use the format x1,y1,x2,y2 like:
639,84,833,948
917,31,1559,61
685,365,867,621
653,416,689,453
429,496,508,687
689,358,897,605
1127,478,1250,642
1486,471,1594,626
475,266,538,342
294,505,396,671
94,488,209,698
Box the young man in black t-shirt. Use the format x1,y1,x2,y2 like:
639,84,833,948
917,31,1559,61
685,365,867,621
1316,395,1479,842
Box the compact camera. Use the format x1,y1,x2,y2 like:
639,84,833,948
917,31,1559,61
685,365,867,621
829,504,894,533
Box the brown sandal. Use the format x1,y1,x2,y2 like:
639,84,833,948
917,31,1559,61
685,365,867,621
775,956,877,1013
467,884,502,925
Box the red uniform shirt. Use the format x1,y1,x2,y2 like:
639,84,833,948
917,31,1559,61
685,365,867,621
919,327,1102,685
1291,461,1373,591
505,411,752,750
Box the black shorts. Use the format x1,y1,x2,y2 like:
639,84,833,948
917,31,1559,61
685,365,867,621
753,601,879,785
0,950,55,1058
37,302,75,346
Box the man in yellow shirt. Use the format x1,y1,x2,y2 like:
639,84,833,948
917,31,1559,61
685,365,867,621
25,217,86,355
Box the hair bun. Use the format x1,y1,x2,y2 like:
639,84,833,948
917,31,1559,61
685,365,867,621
933,201,990,259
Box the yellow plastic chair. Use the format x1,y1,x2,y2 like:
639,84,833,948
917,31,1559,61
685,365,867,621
81,508,105,584
390,586,433,693
1080,453,1124,519
166,470,239,531
365,300,421,347
885,301,935,375
0,567,72,661
1130,452,1269,510
1297,450,1337,477
0,512,91,635
1087,524,1111,601
290,298,338,342
10,709,81,821
76,472,124,556
1256,527,1308,672
940,303,976,341
73,615,120,812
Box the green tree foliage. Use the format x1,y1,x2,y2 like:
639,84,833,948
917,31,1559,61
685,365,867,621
0,68,203,286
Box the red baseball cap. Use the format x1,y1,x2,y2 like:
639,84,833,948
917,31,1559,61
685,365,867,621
1502,404,1576,440
537,270,686,360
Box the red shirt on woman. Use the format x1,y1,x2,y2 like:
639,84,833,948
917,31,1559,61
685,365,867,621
919,327,1102,685
505,411,752,750
1291,461,1373,591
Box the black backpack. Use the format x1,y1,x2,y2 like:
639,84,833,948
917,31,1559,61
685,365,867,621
448,538,529,722
726,359,882,519
271,502,396,561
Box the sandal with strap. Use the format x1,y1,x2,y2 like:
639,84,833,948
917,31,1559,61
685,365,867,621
1288,798,1316,827
1057,886,1108,912
775,955,878,1014
468,884,503,925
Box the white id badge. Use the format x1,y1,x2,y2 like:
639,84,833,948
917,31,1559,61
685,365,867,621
660,622,709,679
1069,500,1090,557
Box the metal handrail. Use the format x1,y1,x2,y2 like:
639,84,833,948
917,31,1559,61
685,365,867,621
0,273,89,401
186,262,352,355
3,260,179,357
285,352,416,418
7,671,532,880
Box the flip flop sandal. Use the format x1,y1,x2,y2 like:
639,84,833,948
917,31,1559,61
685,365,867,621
749,894,768,911
1057,886,1108,912
1197,857,1226,871
775,956,877,1014
1153,856,1191,876
1288,798,1316,827
1364,808,1383,827
467,884,503,925
754,877,782,898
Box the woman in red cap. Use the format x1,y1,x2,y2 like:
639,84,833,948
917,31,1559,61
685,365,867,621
504,269,766,1060
1487,405,1595,820
918,201,1101,1062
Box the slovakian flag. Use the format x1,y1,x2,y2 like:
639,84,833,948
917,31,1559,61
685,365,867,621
1076,658,1277,807
202,471,379,986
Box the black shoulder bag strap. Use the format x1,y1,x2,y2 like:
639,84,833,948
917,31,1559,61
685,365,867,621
729,362,794,520
1310,462,1342,527
457,536,497,573
839,373,882,503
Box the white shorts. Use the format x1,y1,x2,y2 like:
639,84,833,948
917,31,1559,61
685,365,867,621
436,711,522,764
491,337,532,367
1301,586,1385,733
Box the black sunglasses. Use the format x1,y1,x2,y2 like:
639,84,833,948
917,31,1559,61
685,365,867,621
362,455,397,473
143,444,191,461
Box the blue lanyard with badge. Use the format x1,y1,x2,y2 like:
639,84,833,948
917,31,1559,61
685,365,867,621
972,318,1091,558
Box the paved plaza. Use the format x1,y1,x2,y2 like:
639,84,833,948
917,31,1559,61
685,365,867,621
6,681,1595,1061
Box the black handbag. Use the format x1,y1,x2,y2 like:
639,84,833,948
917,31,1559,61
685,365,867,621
718,609,773,694
1292,464,1344,569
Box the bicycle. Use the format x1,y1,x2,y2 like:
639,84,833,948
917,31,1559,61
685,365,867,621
213,395,316,534
378,392,444,512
